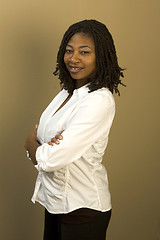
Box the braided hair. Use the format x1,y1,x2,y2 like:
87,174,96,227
53,19,125,95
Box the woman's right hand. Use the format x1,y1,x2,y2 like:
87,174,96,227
48,130,64,146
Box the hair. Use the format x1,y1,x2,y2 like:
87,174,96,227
53,19,125,95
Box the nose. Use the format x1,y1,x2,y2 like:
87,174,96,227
69,51,80,63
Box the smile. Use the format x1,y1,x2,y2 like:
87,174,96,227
68,66,83,73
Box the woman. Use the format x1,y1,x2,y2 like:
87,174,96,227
25,19,125,240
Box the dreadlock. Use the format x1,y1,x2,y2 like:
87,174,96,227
53,19,125,95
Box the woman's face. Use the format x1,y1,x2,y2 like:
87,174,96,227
64,32,96,88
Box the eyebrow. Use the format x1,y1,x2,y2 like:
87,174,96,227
66,44,91,49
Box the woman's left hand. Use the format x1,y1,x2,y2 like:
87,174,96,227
48,130,64,146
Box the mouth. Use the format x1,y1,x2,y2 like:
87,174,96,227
68,66,83,73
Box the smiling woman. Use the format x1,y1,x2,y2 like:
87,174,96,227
54,19,125,95
64,33,96,88
24,19,125,240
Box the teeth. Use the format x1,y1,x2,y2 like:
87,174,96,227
69,66,82,73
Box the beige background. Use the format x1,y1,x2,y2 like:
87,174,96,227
0,0,159,239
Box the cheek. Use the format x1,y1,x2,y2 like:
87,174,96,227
64,53,70,65
89,58,96,72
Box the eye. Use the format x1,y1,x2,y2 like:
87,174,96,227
65,49,73,54
80,51,90,55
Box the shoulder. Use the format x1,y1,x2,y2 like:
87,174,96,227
69,87,115,124
85,88,115,109
75,88,115,119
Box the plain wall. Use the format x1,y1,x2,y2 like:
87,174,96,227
0,0,159,239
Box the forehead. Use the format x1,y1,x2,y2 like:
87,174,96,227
67,32,95,48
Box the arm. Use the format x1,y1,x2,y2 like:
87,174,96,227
24,125,40,165
35,93,115,172
24,126,63,165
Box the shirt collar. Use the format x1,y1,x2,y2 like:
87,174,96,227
73,84,90,99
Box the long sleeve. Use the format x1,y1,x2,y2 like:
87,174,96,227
35,91,115,172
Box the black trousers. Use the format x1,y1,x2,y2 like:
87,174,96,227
43,208,112,240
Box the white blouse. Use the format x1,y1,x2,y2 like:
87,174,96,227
31,85,115,214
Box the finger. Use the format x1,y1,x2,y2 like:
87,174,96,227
34,124,38,134
55,130,64,140
55,134,63,140
51,137,60,144
48,142,54,146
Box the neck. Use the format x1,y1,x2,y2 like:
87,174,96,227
76,79,89,89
